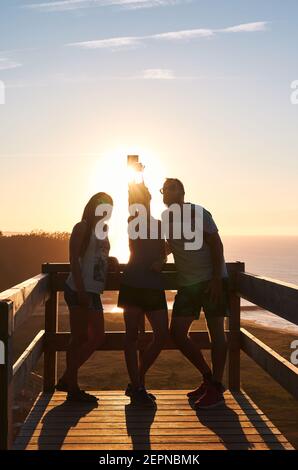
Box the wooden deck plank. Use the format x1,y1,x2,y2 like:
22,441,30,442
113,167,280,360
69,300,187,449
17,426,283,436
26,400,268,409
32,398,259,404
31,392,256,400
26,410,268,417
13,390,294,451
21,410,274,419
18,422,277,431
30,402,262,408
15,443,294,450
15,436,289,445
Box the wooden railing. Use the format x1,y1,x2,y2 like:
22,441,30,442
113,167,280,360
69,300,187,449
237,273,298,400
0,274,50,449
0,259,297,449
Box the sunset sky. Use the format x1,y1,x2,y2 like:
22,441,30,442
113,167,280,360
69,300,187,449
1,0,298,258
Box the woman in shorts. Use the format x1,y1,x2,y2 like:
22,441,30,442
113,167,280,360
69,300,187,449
118,183,168,404
57,192,113,402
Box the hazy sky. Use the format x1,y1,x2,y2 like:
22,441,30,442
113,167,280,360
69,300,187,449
1,0,298,254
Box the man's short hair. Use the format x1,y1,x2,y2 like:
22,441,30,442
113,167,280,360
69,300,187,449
164,178,185,195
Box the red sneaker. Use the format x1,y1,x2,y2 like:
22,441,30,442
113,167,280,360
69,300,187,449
194,384,225,409
187,381,209,401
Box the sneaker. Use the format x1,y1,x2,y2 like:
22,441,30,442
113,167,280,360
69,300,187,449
194,384,225,409
55,377,69,392
187,381,209,401
67,390,99,403
129,387,156,405
125,384,156,401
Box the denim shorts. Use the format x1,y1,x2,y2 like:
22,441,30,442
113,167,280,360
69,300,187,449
64,282,103,312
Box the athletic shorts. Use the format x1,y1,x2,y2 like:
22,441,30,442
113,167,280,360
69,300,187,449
118,284,168,312
172,278,230,320
64,282,103,312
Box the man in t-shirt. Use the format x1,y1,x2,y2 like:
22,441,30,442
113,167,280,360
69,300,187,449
160,178,229,409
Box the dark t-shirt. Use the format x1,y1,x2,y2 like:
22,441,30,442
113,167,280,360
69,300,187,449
122,218,165,289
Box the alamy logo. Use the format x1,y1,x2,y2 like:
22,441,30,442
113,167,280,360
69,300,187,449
94,203,204,250
0,80,5,104
0,340,4,365
290,80,298,104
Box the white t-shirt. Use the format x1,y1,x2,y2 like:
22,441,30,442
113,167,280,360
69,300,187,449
66,230,110,294
167,203,228,286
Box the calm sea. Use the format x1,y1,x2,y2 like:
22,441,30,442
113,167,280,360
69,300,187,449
222,236,298,333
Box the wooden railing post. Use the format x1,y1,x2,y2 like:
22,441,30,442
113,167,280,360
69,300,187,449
0,300,14,449
43,273,58,392
228,262,244,391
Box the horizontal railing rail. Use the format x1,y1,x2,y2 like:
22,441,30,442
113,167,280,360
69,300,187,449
236,272,298,326
240,328,298,400
0,274,50,331
42,261,244,292
12,330,45,397
46,330,230,352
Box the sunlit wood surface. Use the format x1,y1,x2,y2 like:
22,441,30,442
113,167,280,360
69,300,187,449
13,390,294,450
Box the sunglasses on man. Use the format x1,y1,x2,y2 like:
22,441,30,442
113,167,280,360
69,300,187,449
160,184,178,195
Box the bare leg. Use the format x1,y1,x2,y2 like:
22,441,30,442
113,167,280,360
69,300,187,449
170,316,211,377
76,309,105,367
61,308,105,390
124,307,143,389
205,316,227,383
62,306,88,391
139,309,169,386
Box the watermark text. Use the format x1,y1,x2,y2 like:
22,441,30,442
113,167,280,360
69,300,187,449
290,80,298,104
0,80,5,104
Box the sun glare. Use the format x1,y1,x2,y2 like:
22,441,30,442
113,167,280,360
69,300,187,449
127,165,143,184
87,146,167,262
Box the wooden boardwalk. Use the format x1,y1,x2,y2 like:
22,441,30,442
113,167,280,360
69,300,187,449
13,390,294,450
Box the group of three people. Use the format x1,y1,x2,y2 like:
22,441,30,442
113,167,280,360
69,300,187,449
58,178,230,409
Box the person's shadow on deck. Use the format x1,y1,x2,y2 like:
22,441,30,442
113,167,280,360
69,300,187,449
194,401,253,450
37,400,98,450
125,402,157,450
231,393,287,450
193,392,286,450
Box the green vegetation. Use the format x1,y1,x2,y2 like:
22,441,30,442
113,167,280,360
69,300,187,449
0,231,70,291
